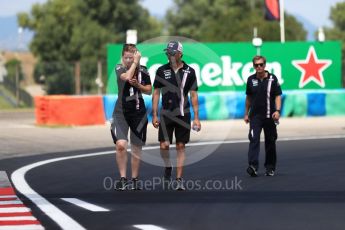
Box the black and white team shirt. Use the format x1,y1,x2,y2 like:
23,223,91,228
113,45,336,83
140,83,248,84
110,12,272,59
154,62,198,116
114,64,151,114
246,71,282,119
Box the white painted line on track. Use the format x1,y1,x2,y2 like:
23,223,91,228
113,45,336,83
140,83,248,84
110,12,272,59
10,136,345,229
187,134,345,147
0,216,37,221
133,225,167,230
0,196,17,199
0,200,22,205
0,207,31,213
278,134,345,142
0,225,44,230
61,198,110,212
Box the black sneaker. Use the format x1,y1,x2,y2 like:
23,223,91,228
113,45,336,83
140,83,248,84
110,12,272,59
265,169,275,176
163,166,173,180
175,178,185,191
246,165,258,177
131,177,142,190
115,177,128,191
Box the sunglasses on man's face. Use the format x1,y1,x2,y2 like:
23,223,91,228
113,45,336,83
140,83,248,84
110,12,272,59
166,50,177,56
254,63,265,68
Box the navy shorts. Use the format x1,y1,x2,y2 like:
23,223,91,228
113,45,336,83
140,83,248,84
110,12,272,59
159,113,191,144
110,111,148,146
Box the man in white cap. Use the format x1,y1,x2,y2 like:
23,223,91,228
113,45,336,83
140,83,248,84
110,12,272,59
152,41,201,190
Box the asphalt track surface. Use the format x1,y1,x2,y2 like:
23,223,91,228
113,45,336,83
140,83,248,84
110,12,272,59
1,137,345,230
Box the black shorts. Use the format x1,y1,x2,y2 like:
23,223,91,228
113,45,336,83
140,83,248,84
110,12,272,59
159,113,191,144
110,111,148,146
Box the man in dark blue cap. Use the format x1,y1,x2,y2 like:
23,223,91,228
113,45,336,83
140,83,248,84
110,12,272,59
152,41,201,190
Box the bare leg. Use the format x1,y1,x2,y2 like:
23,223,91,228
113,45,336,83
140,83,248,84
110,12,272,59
115,140,128,178
160,141,171,167
176,142,185,178
131,144,142,178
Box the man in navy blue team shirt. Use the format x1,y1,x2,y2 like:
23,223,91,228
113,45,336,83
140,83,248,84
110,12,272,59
244,55,282,177
152,41,201,190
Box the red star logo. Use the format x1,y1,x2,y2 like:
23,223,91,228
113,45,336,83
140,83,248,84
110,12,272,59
292,46,332,88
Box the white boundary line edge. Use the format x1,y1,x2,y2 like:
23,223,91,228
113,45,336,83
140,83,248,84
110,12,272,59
133,225,167,230
61,198,109,212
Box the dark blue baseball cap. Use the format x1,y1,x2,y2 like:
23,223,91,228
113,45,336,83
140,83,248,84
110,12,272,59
164,41,183,54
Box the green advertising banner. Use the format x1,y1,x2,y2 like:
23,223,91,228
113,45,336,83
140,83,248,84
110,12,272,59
107,41,341,94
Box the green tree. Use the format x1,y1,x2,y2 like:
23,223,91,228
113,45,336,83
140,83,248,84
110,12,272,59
166,0,306,42
17,0,163,94
324,2,345,86
43,62,74,94
5,59,24,83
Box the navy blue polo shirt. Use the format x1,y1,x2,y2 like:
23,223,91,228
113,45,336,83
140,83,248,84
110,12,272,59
154,61,198,116
246,71,282,118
